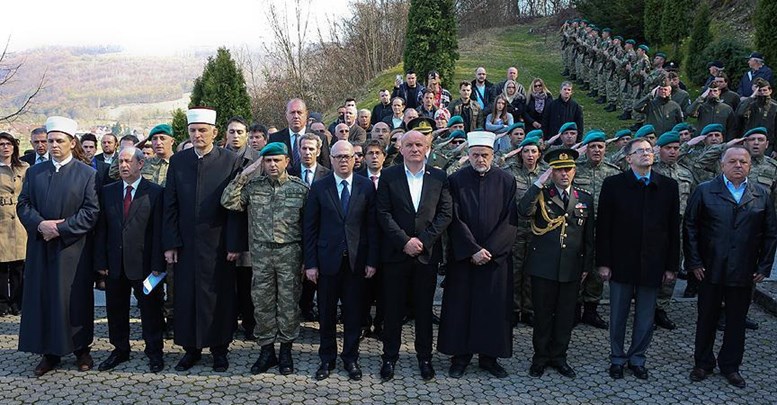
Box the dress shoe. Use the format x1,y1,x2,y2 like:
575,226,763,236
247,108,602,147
419,360,435,381
250,345,278,374
315,360,336,380
98,350,130,371
163,322,175,340
8,303,20,316
0,303,9,316
582,304,608,329
380,360,396,381
609,364,624,379
724,371,746,388
448,363,467,378
717,313,726,331
528,363,545,378
745,317,759,330
552,362,576,378
149,356,165,373
76,352,94,372
344,362,363,381
278,342,294,375
628,364,648,380
521,312,534,327
212,353,229,372
34,355,60,377
654,309,676,330
689,367,712,382
358,327,370,341
479,360,508,378
174,352,201,371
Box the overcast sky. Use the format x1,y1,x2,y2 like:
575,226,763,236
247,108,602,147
3,0,350,55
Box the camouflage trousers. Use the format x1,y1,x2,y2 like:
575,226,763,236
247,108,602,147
512,230,533,315
576,58,585,81
570,53,578,75
252,243,303,347
562,47,570,70
607,76,621,105
578,266,603,303
598,66,608,94
163,263,175,322
657,221,685,310
631,85,646,122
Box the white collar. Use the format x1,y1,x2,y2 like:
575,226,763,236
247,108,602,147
123,176,142,191
52,154,73,167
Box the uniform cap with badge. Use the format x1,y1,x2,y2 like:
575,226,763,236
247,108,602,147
544,148,579,169
407,117,435,135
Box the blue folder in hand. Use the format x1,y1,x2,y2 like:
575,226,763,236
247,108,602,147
143,272,167,295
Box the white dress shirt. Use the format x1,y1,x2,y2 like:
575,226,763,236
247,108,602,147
123,177,142,200
301,163,318,186
334,172,353,198
404,164,424,211
52,154,74,173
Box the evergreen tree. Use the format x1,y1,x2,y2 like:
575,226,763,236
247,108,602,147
189,47,253,131
659,0,691,60
754,0,777,64
403,0,459,87
700,37,749,91
685,3,712,86
171,108,188,145
643,0,663,45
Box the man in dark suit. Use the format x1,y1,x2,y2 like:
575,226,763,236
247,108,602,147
94,133,118,164
94,147,165,373
376,130,452,381
518,148,594,379
269,98,331,169
20,127,48,166
684,145,777,388
303,140,378,381
597,138,680,381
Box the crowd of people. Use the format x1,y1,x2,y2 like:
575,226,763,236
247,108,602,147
0,22,775,393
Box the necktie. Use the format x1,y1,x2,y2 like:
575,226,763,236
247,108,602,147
291,133,301,165
561,190,569,209
641,177,649,186
123,185,133,218
36,156,46,165
340,179,350,214
370,175,378,190
304,169,311,186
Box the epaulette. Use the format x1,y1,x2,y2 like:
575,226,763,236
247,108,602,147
763,156,777,168
602,161,621,171
288,175,309,188
573,186,592,197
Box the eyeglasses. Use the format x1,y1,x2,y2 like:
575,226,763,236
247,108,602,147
338,129,350,133
391,137,400,142
0,142,13,147
354,152,364,157
534,84,543,88
332,154,354,161
507,86,516,89
629,148,654,156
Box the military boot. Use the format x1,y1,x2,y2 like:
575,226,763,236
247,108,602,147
654,309,676,330
561,69,570,76
604,103,617,112
570,74,577,81
586,89,598,97
595,95,607,104
581,302,608,329
278,342,294,375
618,110,632,120
250,344,278,374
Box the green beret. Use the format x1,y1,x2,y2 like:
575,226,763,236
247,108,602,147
259,142,288,157
656,131,680,147
544,148,579,169
625,39,636,45
655,52,667,59
526,129,544,140
744,127,768,137
603,28,612,33
614,129,632,139
581,19,589,24
638,44,649,52
581,130,606,145
634,124,655,138
519,136,542,148
614,36,624,42
149,123,173,137
671,123,691,133
593,27,601,33
447,115,464,127
559,122,578,133
700,123,724,136
450,130,466,140
505,122,525,134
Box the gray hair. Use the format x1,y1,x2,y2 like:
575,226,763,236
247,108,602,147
300,133,322,150
560,81,573,91
118,146,145,163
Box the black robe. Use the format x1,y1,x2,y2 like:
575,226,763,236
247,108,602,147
17,160,99,356
438,165,518,358
163,147,245,349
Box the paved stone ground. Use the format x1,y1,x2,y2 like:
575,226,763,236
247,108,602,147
1,291,776,404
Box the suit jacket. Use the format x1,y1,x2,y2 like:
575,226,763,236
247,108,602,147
21,153,38,166
596,170,680,287
684,175,777,286
348,124,367,144
376,164,452,264
94,178,164,281
518,184,594,282
288,163,330,185
94,153,115,164
269,128,331,169
303,173,378,275
92,159,115,191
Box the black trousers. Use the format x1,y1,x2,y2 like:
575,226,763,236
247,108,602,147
382,259,437,362
531,277,578,366
695,282,752,374
318,258,366,364
0,260,23,309
105,272,164,357
300,279,317,314
235,266,256,333
362,267,384,328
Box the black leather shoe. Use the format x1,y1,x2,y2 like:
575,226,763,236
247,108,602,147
278,342,294,375
724,371,746,388
604,103,617,112
212,353,229,372
380,360,396,381
654,309,676,330
528,363,545,378
149,356,164,373
98,350,130,371
34,355,61,377
553,362,576,378
419,360,435,381
717,314,726,332
8,303,20,316
609,364,624,379
479,360,508,378
344,362,362,381
315,360,336,380
617,111,632,120
745,317,759,330
448,363,467,378
163,322,175,340
174,352,201,371
250,345,278,374
628,364,648,380
76,352,94,372
689,367,712,382
582,309,608,329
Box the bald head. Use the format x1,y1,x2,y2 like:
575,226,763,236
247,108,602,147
330,140,355,177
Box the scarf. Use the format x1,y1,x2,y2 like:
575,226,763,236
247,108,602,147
533,91,547,114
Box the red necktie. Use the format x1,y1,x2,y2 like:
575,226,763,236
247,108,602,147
123,185,133,218
370,175,378,190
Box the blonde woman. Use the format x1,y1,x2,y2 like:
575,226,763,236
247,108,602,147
525,78,553,130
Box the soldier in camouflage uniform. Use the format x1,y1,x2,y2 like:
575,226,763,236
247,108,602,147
651,131,696,329
561,20,575,77
627,45,651,127
604,36,624,112
573,130,621,328
582,28,599,92
508,136,547,327
220,142,308,375
679,123,725,183
617,40,638,119
593,28,612,104
573,21,589,83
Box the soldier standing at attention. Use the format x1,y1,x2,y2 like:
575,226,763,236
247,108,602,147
221,142,308,375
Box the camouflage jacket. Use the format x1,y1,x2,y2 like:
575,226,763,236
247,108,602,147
652,160,696,215
573,158,621,217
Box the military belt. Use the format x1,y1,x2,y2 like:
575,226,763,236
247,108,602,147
257,241,299,249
